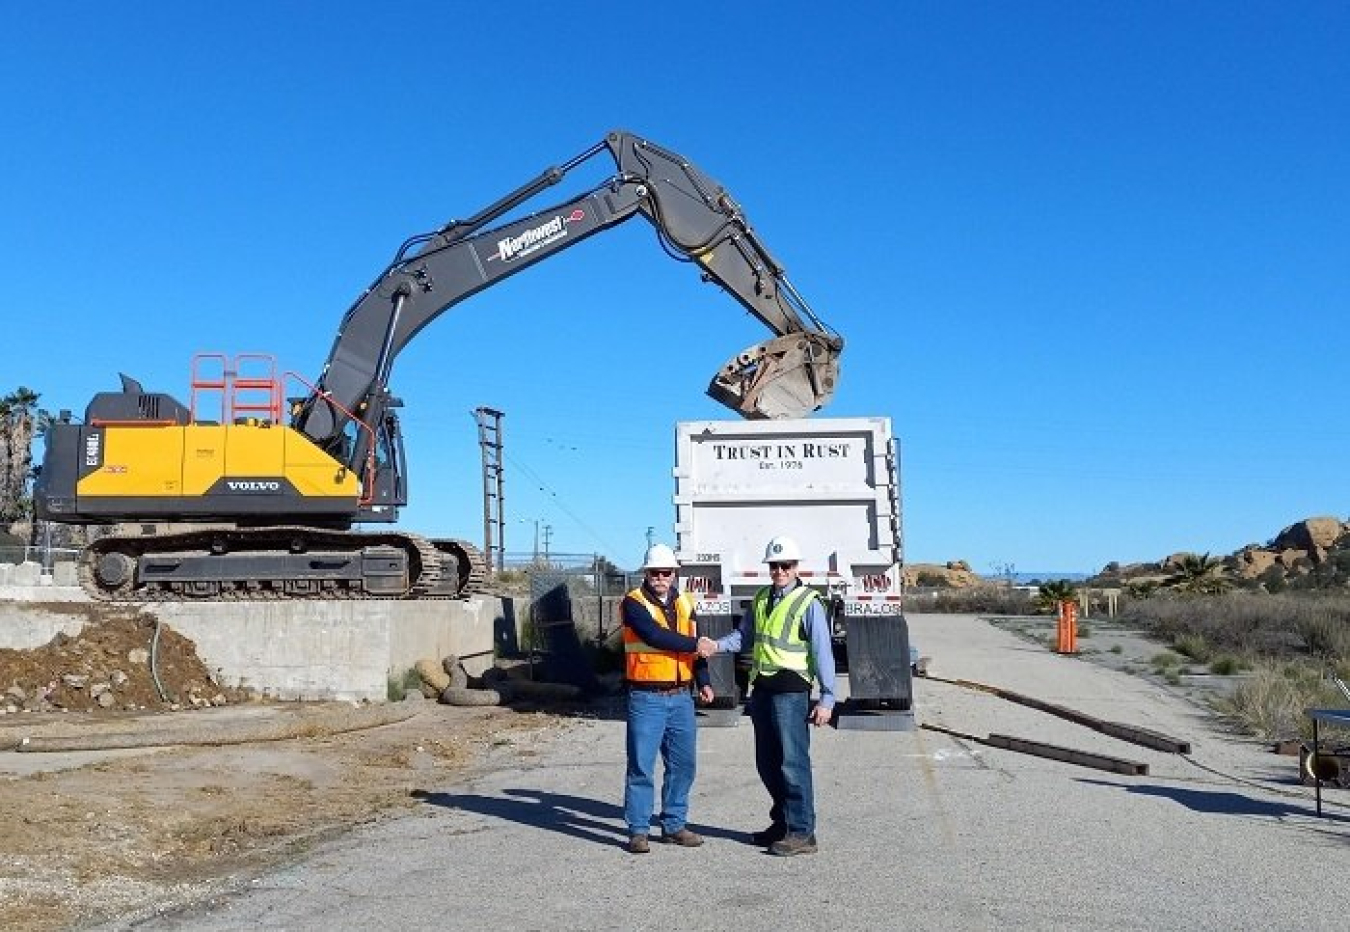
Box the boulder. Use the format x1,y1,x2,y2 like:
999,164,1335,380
903,562,980,589
1276,548,1309,570
1233,547,1278,579
1272,517,1348,564
1160,552,1199,572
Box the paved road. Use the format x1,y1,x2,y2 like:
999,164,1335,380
103,614,1349,931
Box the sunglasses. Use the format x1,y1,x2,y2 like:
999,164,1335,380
768,561,797,571
646,568,675,577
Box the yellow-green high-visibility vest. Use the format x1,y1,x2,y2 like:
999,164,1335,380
750,584,817,683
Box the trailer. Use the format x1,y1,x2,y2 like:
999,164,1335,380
672,417,914,729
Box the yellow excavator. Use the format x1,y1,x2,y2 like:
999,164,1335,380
34,130,843,601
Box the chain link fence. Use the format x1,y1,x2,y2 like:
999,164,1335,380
0,546,81,571
495,553,640,645
491,553,647,692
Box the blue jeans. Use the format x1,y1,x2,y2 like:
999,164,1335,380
749,689,815,836
624,689,697,836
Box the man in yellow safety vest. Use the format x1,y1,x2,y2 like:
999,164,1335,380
700,534,835,856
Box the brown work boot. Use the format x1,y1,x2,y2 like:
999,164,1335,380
627,834,650,854
658,827,704,847
769,833,818,856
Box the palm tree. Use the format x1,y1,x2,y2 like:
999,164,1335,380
1163,552,1231,595
1035,579,1078,614
0,387,40,523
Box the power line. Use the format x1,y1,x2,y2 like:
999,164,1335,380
502,449,622,556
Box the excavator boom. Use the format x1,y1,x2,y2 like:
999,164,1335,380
295,130,843,461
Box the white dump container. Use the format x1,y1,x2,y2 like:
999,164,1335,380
672,416,902,616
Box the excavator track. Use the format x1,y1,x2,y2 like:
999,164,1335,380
428,538,490,599
79,526,486,602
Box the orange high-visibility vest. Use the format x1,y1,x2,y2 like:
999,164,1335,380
622,587,696,685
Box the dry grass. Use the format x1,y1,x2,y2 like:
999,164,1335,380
1114,592,1350,740
1116,591,1350,659
1211,660,1349,740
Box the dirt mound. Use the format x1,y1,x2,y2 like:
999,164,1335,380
0,603,249,713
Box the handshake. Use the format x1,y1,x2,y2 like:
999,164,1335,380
695,636,720,659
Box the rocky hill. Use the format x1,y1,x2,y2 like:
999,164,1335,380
1088,516,1350,592
906,516,1350,592
901,560,981,588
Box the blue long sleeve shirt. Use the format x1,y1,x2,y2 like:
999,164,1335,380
621,584,710,689
715,583,835,710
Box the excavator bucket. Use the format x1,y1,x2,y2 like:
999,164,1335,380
707,333,843,420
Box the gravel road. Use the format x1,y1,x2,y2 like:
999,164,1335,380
97,613,1349,931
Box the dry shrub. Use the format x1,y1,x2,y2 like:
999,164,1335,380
1212,660,1346,741
1118,592,1350,660
910,586,1035,615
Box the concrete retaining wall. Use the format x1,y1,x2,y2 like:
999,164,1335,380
0,594,515,703
0,596,91,649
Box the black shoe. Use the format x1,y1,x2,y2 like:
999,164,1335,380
751,824,787,846
769,833,818,856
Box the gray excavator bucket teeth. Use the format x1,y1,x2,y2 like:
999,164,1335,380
707,333,843,420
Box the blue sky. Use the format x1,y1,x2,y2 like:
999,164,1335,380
3,2,1346,574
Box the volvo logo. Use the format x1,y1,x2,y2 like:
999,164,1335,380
226,480,282,493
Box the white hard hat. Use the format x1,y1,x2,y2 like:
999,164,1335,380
641,543,680,570
763,536,802,563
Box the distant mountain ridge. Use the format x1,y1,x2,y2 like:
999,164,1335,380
1007,572,1089,584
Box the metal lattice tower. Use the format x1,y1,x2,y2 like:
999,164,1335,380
475,407,505,573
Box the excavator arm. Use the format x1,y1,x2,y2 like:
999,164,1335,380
294,130,843,464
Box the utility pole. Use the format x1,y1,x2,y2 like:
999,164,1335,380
474,407,505,573
645,526,654,550
542,523,553,561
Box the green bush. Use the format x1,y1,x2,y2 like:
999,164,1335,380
1151,651,1182,671
387,667,421,701
1172,634,1212,663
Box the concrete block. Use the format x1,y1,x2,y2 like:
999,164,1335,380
52,563,78,587
10,562,40,586
0,594,500,703
0,564,12,586
0,585,87,603
145,596,499,703
0,603,88,650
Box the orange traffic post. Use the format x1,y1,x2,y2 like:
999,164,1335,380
1056,600,1078,654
